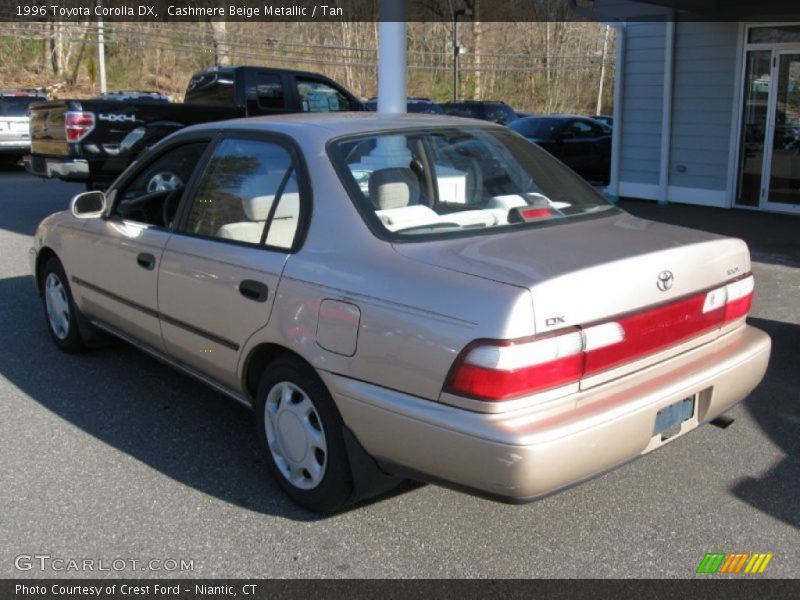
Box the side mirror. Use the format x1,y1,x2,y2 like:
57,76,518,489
70,191,106,219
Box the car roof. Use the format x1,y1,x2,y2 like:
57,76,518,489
548,114,590,119
181,112,498,138
0,90,47,97
442,100,508,105
192,64,340,80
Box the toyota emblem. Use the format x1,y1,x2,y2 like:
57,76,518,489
657,270,674,292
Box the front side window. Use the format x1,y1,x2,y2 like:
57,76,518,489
183,138,301,249
114,142,208,227
330,127,616,240
297,78,351,113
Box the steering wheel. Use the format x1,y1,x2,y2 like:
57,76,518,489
117,190,166,220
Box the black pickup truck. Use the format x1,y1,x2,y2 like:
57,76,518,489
25,65,362,189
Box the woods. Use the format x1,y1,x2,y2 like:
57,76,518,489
1,18,615,114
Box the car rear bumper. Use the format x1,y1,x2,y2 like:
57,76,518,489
23,155,89,181
0,139,30,153
324,324,771,501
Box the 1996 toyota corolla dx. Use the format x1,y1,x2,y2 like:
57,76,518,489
31,113,771,512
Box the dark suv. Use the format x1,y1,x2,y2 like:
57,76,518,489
440,101,518,125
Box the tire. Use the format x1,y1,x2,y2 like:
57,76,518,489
256,357,356,513
40,256,88,353
146,170,183,193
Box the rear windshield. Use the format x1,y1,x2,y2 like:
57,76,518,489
184,72,235,105
0,96,45,116
329,127,616,240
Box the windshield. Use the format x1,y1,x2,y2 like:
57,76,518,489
0,96,45,116
330,127,616,240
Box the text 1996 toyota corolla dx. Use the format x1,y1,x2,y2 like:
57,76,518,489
31,113,771,512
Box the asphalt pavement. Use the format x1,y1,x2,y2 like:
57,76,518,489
0,165,797,578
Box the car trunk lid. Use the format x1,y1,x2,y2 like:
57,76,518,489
394,212,752,388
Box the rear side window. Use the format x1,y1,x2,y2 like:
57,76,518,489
563,120,596,139
485,104,516,125
509,117,561,138
253,73,285,110
297,78,351,113
183,138,301,250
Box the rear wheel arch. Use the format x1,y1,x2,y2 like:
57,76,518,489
244,343,403,509
243,343,310,404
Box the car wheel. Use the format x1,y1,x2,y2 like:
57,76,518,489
146,171,183,193
256,357,355,513
41,256,87,353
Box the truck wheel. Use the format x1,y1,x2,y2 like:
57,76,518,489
146,171,183,192
41,256,88,353
256,357,356,513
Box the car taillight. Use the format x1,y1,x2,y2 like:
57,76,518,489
65,111,95,142
445,274,754,402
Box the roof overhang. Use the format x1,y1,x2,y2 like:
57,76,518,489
578,0,800,20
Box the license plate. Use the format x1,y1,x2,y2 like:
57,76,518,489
654,397,695,439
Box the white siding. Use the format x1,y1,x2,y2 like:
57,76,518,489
620,21,666,185
615,20,740,202
668,22,739,191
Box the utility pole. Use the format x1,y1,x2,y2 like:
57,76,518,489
596,24,610,115
377,0,406,114
97,3,107,93
452,5,472,102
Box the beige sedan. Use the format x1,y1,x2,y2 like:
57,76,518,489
31,113,771,512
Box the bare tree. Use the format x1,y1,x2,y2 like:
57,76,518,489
209,20,230,65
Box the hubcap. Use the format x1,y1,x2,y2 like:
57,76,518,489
44,273,70,340
264,381,327,490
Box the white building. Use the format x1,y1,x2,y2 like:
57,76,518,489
582,1,800,214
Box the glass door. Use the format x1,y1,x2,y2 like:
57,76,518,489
763,52,800,212
736,50,772,207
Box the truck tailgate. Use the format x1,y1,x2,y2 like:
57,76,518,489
30,102,69,157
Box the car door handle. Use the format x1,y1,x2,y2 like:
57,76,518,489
137,252,156,270
239,280,268,303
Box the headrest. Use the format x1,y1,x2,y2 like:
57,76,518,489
368,167,420,210
239,172,297,221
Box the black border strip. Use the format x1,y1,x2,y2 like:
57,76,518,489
72,277,240,351
1,579,798,599
159,314,240,352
